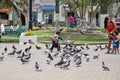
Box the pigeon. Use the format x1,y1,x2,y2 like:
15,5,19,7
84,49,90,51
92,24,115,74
20,56,29,64
4,47,7,53
46,43,50,50
36,45,42,50
62,60,71,69
100,45,105,50
85,43,90,49
25,53,31,60
54,57,65,67
48,53,53,60
53,52,59,57
46,44,49,49
93,53,99,59
105,44,108,49
80,46,85,50
86,55,90,62
17,52,25,59
28,46,32,50
102,61,110,71
24,48,28,53
24,46,32,53
0,53,4,61
12,45,17,50
63,44,68,49
35,62,42,71
16,49,22,54
83,53,89,57
73,53,81,62
8,50,16,55
94,47,99,51
75,58,82,67
46,53,53,64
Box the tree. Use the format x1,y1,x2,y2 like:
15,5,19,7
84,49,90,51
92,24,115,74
11,0,29,27
60,0,120,26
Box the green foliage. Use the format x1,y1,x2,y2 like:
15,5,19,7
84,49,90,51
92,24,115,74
0,0,11,9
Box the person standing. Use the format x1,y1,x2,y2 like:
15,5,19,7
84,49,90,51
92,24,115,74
104,17,117,53
68,15,74,28
0,21,5,39
111,31,119,54
74,17,77,27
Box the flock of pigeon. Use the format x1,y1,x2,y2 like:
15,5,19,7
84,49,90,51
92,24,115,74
45,43,110,71
0,43,110,72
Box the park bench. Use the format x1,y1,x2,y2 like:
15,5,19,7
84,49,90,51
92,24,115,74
4,26,25,37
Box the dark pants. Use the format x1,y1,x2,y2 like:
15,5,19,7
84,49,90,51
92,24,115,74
51,41,60,52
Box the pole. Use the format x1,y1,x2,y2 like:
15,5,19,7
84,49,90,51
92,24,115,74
55,0,60,31
82,0,83,19
29,0,32,30
63,3,68,27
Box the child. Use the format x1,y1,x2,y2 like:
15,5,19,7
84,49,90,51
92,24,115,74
111,31,119,54
50,31,63,52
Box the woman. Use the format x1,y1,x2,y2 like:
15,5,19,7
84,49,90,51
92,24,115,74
104,17,117,53
68,15,74,28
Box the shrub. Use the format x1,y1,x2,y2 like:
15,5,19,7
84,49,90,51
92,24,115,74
24,29,35,36
32,27,40,31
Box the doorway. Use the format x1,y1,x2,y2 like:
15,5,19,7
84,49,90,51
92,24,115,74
43,10,54,25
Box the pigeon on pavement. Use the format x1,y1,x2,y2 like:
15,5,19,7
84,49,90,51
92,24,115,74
102,61,110,71
4,47,7,53
35,45,42,50
0,53,4,61
35,62,42,72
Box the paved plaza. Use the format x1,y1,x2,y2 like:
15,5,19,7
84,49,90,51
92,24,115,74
0,43,120,80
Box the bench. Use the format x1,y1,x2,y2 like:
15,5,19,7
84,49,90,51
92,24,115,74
4,27,25,37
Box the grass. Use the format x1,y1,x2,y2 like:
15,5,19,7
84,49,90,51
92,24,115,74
0,36,19,42
0,27,108,44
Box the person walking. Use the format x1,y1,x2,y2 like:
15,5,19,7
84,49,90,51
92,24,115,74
104,16,117,53
50,31,63,52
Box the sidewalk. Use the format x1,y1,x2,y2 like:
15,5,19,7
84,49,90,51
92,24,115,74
0,43,120,80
